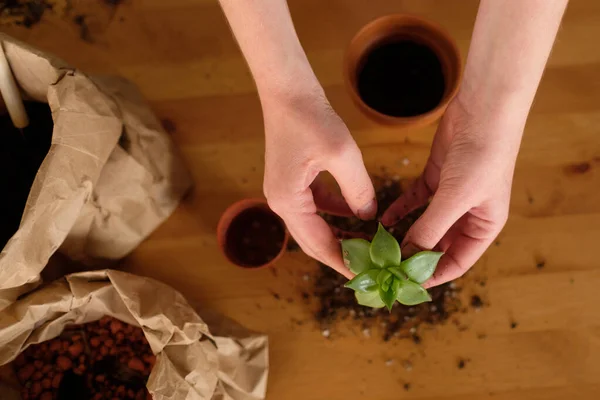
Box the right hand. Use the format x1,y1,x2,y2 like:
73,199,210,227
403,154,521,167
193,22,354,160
261,88,376,278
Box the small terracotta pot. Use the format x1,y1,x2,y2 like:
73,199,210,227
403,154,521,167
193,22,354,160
217,198,289,269
344,14,462,127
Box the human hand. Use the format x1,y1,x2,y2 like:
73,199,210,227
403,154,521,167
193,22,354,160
382,95,524,287
261,89,376,278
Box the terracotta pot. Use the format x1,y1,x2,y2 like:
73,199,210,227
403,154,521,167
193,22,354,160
217,198,289,269
344,14,462,127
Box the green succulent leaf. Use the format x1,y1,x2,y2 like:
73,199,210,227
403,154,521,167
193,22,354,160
369,223,401,268
355,290,385,308
376,269,392,287
388,266,407,280
400,251,444,284
396,280,432,305
344,269,379,293
380,278,401,311
342,239,376,274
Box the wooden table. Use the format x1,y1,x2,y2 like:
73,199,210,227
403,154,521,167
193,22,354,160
3,1,600,399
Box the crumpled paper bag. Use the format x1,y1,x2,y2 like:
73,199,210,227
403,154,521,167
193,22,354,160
0,270,269,400
0,34,192,310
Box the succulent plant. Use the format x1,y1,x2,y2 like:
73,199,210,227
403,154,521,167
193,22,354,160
342,223,443,310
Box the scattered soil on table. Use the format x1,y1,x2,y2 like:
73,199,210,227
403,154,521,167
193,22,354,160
0,0,53,27
13,316,154,400
225,206,286,267
312,262,462,341
0,102,53,250
357,40,445,117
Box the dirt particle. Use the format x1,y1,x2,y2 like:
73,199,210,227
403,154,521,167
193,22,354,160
510,321,518,329
271,292,280,300
403,383,411,391
411,334,421,345
161,118,177,134
457,358,467,369
73,14,92,42
564,161,591,175
470,295,483,309
536,259,546,269
477,333,487,340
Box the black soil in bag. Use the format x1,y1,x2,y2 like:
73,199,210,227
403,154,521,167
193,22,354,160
0,102,53,249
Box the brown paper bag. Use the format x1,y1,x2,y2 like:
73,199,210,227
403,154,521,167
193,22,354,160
0,270,269,400
0,34,192,309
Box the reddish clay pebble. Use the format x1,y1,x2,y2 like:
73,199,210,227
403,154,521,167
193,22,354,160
31,382,42,397
49,340,61,352
17,364,35,381
61,341,69,351
100,346,109,356
68,342,83,357
52,373,62,388
40,391,53,400
34,360,43,369
79,354,86,364
128,358,145,372
71,334,82,341
90,337,101,348
105,338,114,347
96,374,105,383
56,355,72,371
116,332,125,342
42,377,51,389
110,320,123,335
32,371,43,380
93,394,103,400
128,389,136,397
42,364,52,373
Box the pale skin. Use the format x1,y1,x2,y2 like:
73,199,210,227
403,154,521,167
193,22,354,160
219,0,569,286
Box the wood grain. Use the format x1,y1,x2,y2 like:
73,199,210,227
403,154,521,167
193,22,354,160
2,0,600,399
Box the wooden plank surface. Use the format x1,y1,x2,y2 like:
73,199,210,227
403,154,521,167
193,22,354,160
3,1,600,399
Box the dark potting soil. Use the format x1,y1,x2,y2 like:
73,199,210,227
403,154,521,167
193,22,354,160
357,40,445,117
321,176,426,243
0,102,53,250
225,206,286,267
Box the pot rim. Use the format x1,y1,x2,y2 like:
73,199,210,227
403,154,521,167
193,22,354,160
344,13,463,127
217,197,289,270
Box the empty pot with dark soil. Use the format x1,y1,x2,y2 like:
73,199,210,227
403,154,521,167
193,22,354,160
345,14,462,127
217,199,288,269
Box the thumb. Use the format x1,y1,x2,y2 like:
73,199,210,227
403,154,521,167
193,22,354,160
327,144,377,220
402,190,469,251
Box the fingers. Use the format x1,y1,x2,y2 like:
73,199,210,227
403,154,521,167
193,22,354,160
327,144,377,220
311,179,354,217
423,233,493,288
381,175,432,226
284,212,353,279
401,190,470,253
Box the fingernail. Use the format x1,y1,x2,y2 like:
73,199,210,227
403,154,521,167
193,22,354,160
357,199,377,220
